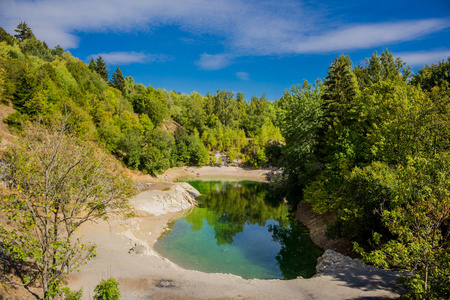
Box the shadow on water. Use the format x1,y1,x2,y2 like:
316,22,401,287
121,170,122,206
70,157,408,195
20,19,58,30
156,181,323,280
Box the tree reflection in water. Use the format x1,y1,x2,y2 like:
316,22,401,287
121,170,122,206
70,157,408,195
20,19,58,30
186,181,289,246
156,181,322,279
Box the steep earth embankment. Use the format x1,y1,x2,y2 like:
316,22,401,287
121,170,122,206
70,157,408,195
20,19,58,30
296,201,354,256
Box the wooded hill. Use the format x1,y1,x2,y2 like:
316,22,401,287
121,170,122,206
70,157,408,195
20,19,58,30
0,25,283,176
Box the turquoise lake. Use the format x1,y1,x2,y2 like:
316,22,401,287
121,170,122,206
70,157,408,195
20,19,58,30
154,181,323,280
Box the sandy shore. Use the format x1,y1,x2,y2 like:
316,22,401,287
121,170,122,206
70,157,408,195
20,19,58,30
126,166,275,184
67,167,404,300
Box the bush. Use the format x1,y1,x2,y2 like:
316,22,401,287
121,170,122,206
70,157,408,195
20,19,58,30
93,278,121,300
62,287,83,300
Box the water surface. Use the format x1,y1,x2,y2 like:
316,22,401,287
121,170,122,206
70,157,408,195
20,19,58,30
154,181,322,279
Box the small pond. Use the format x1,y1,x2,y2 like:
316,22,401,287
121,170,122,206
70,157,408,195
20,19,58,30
154,181,323,280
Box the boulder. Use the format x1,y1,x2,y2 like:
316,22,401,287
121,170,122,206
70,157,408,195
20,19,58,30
130,182,200,217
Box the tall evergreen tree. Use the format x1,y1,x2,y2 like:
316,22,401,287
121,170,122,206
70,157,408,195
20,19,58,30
110,67,125,93
322,55,358,125
88,58,97,71
94,56,108,81
14,21,35,41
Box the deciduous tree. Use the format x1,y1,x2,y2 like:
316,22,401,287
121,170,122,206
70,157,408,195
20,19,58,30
0,121,133,299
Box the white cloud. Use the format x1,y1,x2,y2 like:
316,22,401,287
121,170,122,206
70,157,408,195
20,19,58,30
395,50,450,67
196,53,233,70
236,72,250,81
288,19,450,54
1,0,449,70
87,51,168,65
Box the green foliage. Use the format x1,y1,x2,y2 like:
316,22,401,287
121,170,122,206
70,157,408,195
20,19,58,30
51,45,64,57
0,27,15,45
94,56,108,81
0,121,133,299
97,120,123,152
62,287,83,300
12,63,36,112
354,49,412,87
139,113,154,133
110,67,125,93
276,49,450,298
276,80,323,201
130,85,168,126
243,95,270,136
14,22,35,41
411,57,450,92
337,162,398,241
141,129,175,175
322,55,358,127
356,153,450,299
88,58,96,71
20,38,54,62
93,278,121,300
4,111,28,132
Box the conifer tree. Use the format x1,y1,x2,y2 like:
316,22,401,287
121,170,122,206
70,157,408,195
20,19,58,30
322,54,358,124
94,56,108,81
110,67,125,93
14,21,35,41
88,58,97,71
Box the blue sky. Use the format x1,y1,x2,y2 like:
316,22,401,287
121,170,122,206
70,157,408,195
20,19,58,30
1,0,449,101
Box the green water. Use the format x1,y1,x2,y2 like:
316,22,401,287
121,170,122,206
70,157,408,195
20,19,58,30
154,181,323,280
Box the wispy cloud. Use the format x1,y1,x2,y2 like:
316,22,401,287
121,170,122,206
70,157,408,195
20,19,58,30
87,51,168,65
196,53,233,70
236,72,250,81
395,50,450,66
287,19,450,54
1,0,449,70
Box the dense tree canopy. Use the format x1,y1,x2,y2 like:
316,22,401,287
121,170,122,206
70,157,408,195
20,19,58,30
277,50,450,299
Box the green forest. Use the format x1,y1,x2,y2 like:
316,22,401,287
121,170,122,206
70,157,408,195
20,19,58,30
0,23,449,299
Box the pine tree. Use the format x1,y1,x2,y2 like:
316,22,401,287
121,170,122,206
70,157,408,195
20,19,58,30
14,21,35,41
110,67,125,93
88,58,97,71
321,55,358,130
95,56,108,81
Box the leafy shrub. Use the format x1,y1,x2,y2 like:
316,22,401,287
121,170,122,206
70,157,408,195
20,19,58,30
62,287,83,300
93,278,121,300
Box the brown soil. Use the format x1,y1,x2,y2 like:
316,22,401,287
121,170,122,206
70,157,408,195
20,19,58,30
0,104,16,151
296,202,354,256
